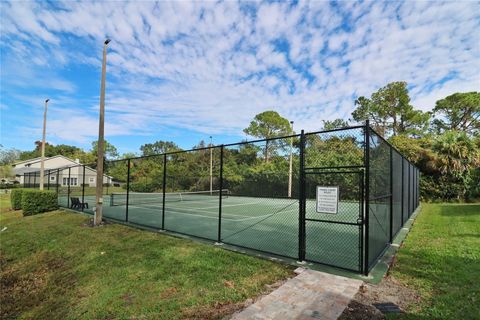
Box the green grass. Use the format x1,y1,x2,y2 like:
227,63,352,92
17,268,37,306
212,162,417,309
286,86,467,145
389,203,480,319
0,195,292,319
0,193,10,213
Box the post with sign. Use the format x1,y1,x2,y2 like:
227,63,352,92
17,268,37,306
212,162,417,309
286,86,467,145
316,186,339,214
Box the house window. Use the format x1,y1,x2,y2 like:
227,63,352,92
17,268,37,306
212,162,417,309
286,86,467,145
62,177,78,186
50,176,55,181
89,177,94,183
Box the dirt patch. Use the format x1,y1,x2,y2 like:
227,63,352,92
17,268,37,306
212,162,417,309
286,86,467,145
121,293,135,306
182,300,246,320
160,287,178,299
82,218,110,227
182,277,291,320
0,251,75,319
339,276,421,320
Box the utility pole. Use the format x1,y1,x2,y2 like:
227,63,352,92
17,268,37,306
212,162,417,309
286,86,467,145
95,38,111,226
209,136,213,194
288,121,294,198
39,99,49,190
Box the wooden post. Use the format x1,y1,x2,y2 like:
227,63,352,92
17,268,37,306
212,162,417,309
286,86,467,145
39,99,49,190
94,39,110,225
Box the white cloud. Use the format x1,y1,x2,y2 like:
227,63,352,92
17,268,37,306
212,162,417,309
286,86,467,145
1,0,479,148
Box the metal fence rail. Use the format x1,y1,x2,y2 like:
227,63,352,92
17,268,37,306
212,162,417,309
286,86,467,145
24,122,420,275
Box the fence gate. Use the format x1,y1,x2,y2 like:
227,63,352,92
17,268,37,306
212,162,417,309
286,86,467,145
303,168,364,272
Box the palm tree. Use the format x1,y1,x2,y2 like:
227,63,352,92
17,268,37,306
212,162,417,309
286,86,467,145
431,130,480,199
432,130,479,176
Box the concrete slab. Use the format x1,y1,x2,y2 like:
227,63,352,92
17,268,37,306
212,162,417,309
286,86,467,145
231,269,363,320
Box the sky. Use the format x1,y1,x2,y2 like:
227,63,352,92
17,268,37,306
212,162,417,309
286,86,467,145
1,1,479,155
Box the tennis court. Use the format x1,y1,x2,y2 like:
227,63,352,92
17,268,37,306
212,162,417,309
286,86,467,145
60,189,363,271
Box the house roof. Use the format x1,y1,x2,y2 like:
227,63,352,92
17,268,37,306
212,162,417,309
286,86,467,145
14,155,79,167
13,157,43,166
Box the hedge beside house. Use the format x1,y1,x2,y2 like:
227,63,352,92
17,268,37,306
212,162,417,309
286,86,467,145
10,189,24,210
21,190,58,216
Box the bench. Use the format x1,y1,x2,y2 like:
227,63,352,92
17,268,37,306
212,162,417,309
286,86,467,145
70,197,89,209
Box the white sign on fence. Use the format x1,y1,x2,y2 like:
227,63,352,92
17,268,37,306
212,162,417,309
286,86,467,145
316,186,339,214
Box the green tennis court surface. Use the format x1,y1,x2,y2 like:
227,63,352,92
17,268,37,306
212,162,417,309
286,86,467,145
59,192,363,271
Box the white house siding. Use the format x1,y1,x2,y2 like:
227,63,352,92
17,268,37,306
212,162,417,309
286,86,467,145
15,156,112,186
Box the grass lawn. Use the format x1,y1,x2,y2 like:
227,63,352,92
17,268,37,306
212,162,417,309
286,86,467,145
389,203,480,319
0,192,12,213
0,194,293,319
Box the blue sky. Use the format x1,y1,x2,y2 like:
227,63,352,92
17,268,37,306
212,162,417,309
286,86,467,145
1,1,479,155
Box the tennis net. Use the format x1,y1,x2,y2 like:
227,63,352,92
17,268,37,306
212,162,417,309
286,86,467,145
110,189,229,206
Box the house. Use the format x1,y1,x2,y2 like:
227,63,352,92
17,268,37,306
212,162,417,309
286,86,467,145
13,155,112,187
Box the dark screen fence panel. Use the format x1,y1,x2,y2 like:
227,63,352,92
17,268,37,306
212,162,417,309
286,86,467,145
414,169,417,209
124,156,163,228
413,168,416,212
392,150,403,238
408,163,413,217
402,158,409,224
103,159,129,221
81,164,97,216
221,137,300,259
368,130,391,269
163,147,221,240
57,167,70,208
417,169,420,208
66,165,84,212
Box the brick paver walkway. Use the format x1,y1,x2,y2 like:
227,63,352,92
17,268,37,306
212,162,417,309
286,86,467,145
231,268,363,320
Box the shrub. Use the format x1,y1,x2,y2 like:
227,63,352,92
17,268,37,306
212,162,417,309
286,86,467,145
21,189,58,216
10,189,24,210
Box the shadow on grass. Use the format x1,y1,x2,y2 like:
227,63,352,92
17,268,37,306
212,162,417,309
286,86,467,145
438,204,480,217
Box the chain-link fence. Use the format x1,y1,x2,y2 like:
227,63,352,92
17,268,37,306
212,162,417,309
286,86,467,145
221,136,300,259
22,121,420,275
303,127,365,272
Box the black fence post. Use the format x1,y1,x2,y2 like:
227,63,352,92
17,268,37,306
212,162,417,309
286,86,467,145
47,170,51,190
56,169,60,198
82,165,86,212
298,130,306,262
217,145,224,243
126,159,131,222
364,120,370,275
67,167,71,208
389,148,393,243
162,154,167,230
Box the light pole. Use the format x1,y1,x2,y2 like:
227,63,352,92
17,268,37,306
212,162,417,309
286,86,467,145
288,121,294,198
95,38,111,226
209,136,213,194
39,99,50,190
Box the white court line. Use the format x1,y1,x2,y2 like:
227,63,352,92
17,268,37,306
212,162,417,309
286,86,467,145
128,203,299,222
128,205,242,221
128,201,279,219
200,201,267,210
